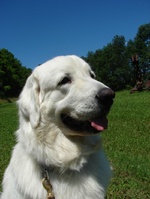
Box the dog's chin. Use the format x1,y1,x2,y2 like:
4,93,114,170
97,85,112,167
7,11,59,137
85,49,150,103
61,113,108,136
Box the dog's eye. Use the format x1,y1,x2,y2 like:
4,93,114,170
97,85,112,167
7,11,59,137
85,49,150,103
58,77,71,86
90,72,95,79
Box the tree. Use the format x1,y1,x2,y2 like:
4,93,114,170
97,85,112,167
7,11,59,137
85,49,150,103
0,48,32,97
134,23,150,80
126,23,150,86
83,23,150,90
83,35,132,90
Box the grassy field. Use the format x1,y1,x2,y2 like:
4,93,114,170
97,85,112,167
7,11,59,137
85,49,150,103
0,91,150,198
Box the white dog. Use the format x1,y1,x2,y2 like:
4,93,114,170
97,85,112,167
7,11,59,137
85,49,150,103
1,55,115,199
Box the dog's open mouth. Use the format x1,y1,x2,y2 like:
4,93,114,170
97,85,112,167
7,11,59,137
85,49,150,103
61,114,108,135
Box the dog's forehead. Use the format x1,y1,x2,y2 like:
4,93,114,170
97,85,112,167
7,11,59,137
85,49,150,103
36,55,92,78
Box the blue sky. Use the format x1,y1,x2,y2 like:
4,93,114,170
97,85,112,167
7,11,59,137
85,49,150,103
0,0,150,69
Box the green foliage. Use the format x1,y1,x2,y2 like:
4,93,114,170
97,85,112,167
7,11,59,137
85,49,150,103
134,23,150,78
83,35,133,90
83,23,150,91
0,91,150,198
0,48,32,97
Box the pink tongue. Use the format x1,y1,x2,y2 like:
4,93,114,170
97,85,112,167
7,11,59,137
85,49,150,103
91,117,108,131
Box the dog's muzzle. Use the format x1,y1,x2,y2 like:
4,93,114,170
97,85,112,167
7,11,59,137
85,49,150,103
61,88,115,135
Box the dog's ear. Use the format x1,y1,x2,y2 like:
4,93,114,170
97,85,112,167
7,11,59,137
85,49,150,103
18,71,40,128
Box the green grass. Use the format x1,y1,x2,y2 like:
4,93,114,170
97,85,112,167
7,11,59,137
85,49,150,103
0,103,18,184
103,91,150,198
0,91,150,198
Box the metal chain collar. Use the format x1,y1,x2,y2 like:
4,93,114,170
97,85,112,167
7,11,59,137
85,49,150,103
42,167,55,199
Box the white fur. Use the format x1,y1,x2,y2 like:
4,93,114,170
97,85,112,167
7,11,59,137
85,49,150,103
1,55,112,199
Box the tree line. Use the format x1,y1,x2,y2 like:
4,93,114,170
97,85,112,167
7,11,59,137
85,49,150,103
0,23,150,97
82,23,150,91
0,49,32,97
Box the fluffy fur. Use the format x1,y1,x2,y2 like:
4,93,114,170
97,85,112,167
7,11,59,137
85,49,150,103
1,55,114,199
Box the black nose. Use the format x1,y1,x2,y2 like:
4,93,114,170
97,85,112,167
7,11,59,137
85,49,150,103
96,88,115,108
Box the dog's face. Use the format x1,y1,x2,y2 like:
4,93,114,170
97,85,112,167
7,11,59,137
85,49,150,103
19,55,115,136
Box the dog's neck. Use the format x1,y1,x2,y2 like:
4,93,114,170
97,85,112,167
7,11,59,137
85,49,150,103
68,134,102,155
38,135,102,199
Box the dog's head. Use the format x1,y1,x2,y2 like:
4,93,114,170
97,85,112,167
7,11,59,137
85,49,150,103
18,55,115,136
